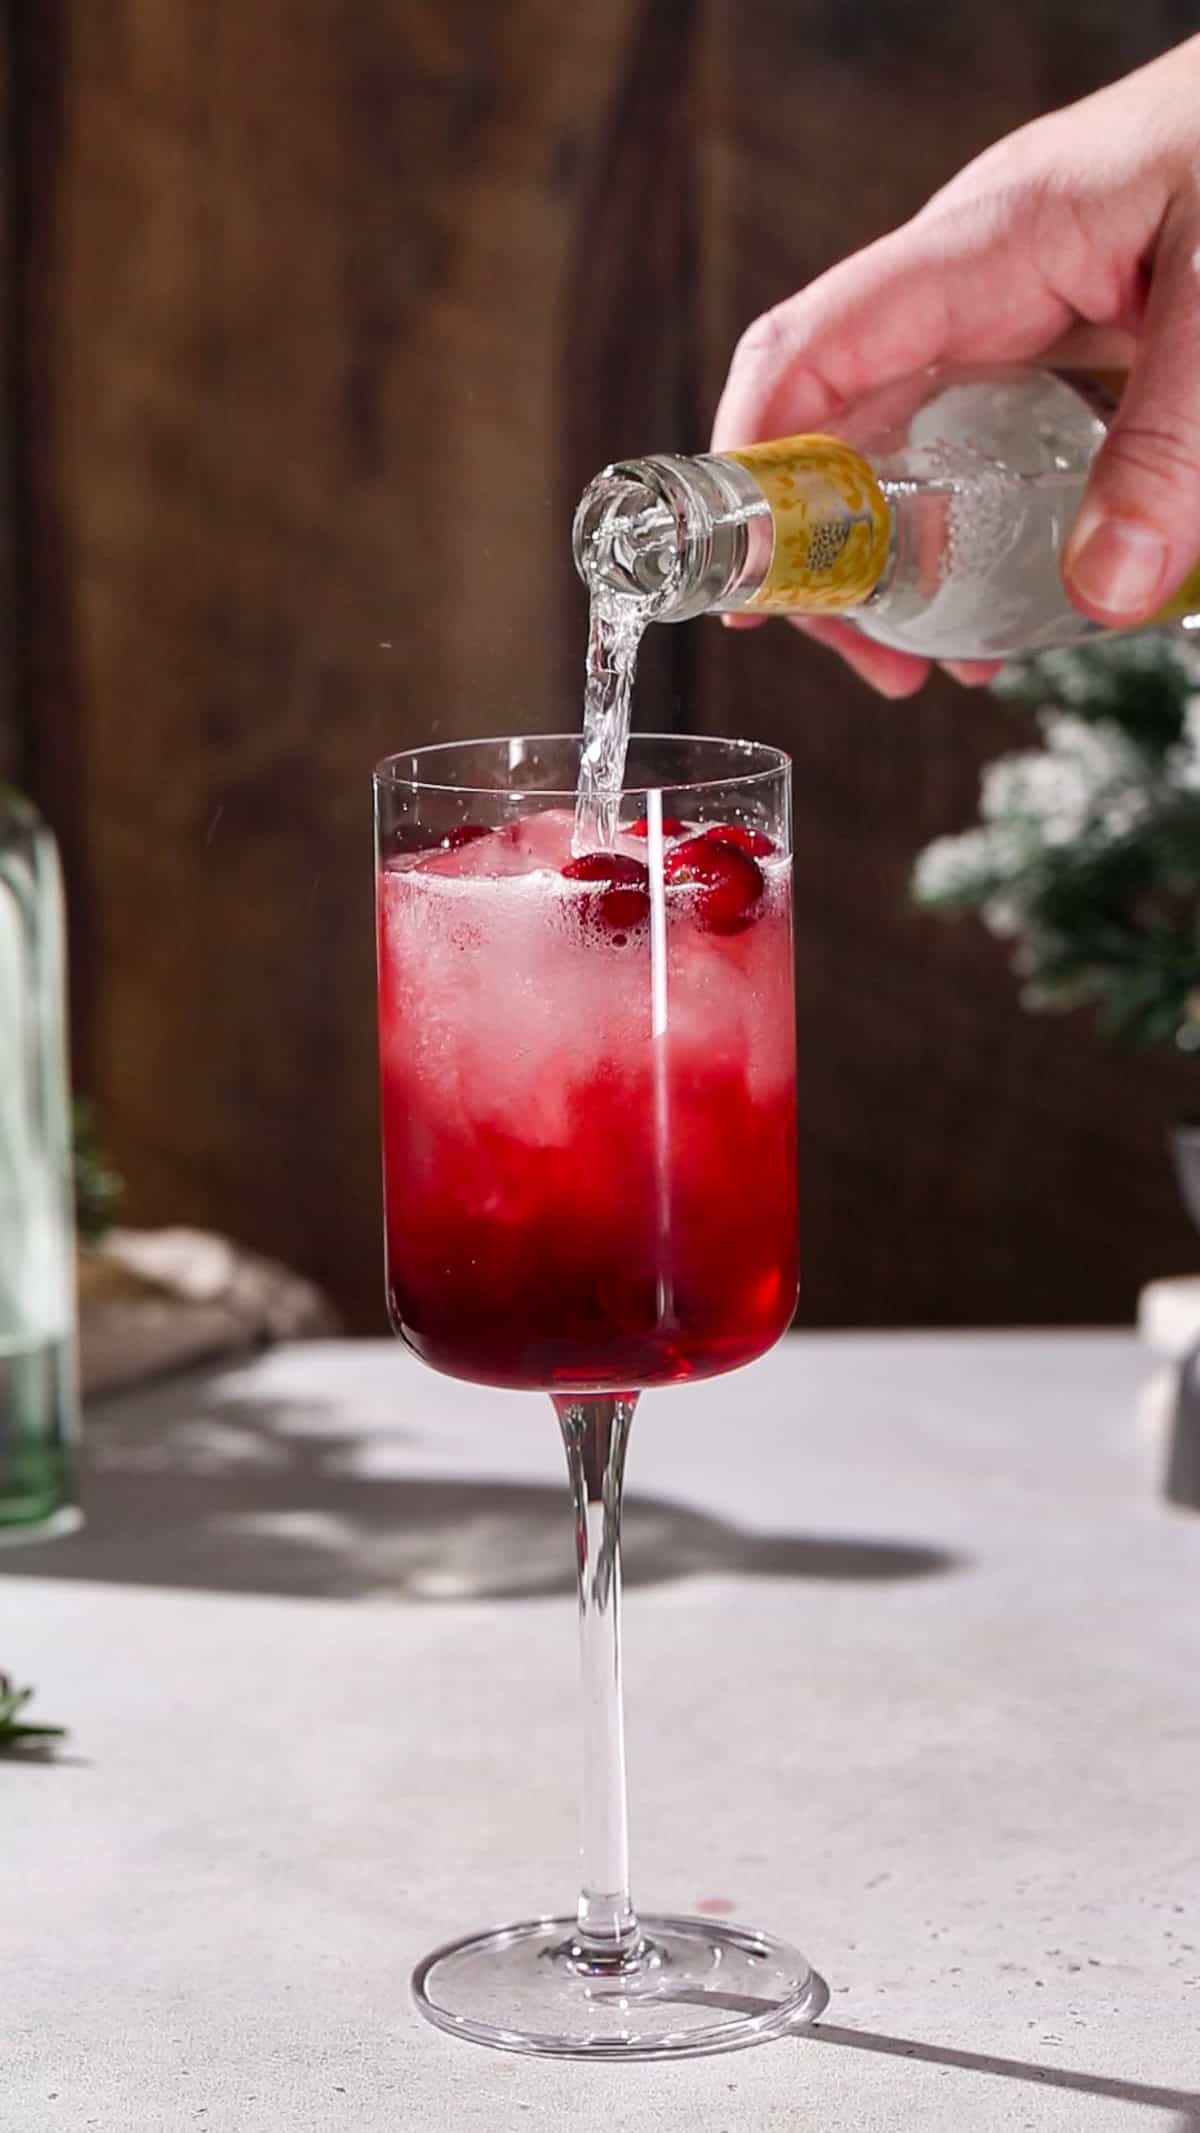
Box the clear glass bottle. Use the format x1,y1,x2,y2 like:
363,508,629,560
0,787,80,1540
573,363,1200,661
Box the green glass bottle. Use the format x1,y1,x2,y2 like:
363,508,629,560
0,786,80,1540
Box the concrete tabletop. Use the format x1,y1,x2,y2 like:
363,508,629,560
4,1332,1200,2131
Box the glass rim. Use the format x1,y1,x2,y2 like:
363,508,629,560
372,731,790,800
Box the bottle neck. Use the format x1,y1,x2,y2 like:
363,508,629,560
573,441,894,622
572,452,774,621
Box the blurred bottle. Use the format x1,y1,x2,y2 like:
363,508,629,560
0,787,80,1541
573,363,1200,661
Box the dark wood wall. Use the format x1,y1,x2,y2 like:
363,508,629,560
11,0,1200,1330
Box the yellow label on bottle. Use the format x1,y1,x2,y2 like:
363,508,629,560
1155,559,1200,626
726,435,892,612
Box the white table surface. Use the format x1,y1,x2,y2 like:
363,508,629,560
4,1332,1200,2132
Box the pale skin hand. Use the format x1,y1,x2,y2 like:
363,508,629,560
712,34,1200,697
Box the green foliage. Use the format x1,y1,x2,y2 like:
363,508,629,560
73,1100,122,1242
912,633,1200,1054
0,1673,65,1755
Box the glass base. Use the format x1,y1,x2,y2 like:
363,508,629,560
412,1913,827,2059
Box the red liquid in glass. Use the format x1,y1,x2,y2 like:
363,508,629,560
377,811,797,1392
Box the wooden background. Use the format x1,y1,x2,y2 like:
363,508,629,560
8,0,1200,1330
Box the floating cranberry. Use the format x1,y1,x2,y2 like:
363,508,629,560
628,814,686,840
440,822,491,851
664,834,764,933
562,851,651,933
703,822,775,859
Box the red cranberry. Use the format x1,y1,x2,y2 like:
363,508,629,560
703,822,775,859
664,834,764,933
440,823,491,851
562,851,650,933
628,815,686,840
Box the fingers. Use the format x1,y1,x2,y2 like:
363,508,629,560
789,616,931,698
712,198,1072,453
1064,185,1200,624
714,33,1200,462
722,609,994,695
942,661,1005,687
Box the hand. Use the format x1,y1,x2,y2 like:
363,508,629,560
712,35,1200,696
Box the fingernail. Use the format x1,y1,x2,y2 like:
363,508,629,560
943,661,999,688
1065,514,1169,617
879,673,928,700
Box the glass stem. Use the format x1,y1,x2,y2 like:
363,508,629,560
553,1393,644,1970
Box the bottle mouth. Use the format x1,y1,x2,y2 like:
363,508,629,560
572,469,690,612
579,450,724,614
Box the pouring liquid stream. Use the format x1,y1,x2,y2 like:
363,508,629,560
573,591,650,854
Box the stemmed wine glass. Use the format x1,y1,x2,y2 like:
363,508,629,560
374,732,823,2057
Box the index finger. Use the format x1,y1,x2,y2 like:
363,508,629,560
711,203,1072,451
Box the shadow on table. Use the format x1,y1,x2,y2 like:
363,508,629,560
807,2023,1200,2119
0,1380,960,1602
665,1987,1200,2117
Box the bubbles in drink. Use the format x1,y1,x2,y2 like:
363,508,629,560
377,811,796,1390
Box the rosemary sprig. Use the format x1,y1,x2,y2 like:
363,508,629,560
0,1672,65,1753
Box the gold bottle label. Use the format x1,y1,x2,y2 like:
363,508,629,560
726,435,892,612
1155,561,1200,625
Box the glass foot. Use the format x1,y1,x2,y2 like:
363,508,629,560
412,1913,827,2059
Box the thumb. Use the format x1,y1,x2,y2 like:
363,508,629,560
1064,186,1200,625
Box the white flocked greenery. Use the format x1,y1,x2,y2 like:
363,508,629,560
912,632,1200,1052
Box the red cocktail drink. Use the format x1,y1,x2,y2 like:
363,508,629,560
378,807,796,1391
